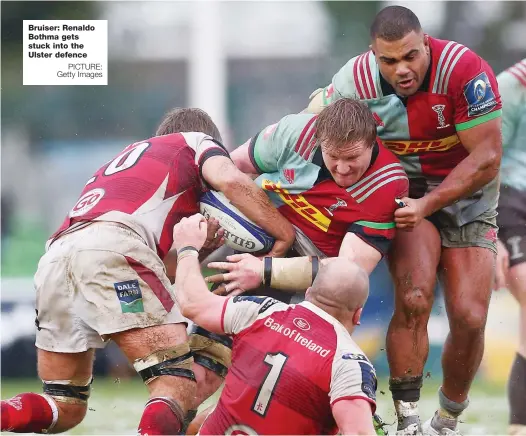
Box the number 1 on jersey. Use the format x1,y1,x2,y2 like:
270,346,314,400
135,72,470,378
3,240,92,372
252,352,288,417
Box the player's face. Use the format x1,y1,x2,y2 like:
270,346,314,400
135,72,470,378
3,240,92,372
371,31,430,97
321,140,374,188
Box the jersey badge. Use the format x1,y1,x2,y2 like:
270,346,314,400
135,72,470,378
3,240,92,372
324,198,347,216
69,188,105,218
283,168,295,184
292,317,311,331
463,72,497,117
114,280,144,313
432,104,450,129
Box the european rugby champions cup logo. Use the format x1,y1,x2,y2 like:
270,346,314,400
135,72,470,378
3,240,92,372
432,105,450,129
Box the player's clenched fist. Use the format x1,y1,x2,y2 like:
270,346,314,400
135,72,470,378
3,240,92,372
394,197,430,230
172,213,208,251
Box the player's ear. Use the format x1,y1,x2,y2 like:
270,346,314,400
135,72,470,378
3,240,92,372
423,33,429,48
369,44,375,54
352,307,363,326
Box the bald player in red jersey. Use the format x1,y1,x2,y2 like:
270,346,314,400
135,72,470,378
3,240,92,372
0,108,295,436
172,214,378,436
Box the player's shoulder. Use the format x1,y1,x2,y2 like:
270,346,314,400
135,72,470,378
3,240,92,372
332,322,375,371
498,59,526,90
231,295,289,317
429,36,493,95
270,113,318,159
333,50,380,100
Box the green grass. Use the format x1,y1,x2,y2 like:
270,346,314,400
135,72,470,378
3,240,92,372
1,377,510,435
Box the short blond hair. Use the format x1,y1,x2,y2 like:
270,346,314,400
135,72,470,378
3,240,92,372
315,98,377,149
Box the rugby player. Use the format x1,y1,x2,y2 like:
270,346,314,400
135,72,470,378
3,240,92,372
306,6,502,435
0,108,295,435
206,98,409,296
494,59,526,436
173,213,378,435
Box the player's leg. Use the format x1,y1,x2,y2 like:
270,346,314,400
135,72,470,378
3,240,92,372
498,187,526,435
504,237,526,435
424,216,496,433
386,219,441,434
1,236,97,433
68,223,201,435
111,324,197,435
1,349,94,433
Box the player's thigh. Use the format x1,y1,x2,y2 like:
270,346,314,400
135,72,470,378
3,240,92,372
387,219,441,309
34,240,104,353
439,213,497,326
69,224,184,340
498,188,526,304
37,349,94,431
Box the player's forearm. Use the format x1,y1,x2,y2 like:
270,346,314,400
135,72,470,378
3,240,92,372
421,143,501,216
175,255,216,319
222,173,295,248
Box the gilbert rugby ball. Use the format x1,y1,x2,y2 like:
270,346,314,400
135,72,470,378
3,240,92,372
199,190,275,254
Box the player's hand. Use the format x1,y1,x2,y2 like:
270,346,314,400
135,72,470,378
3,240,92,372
172,213,208,252
201,218,225,253
394,197,429,230
266,238,294,258
494,238,510,291
206,253,263,295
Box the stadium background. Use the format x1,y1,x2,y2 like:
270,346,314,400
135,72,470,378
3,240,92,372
1,1,525,434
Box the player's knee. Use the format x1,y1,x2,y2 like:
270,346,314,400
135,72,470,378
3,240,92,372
189,325,232,380
396,286,434,320
450,301,488,334
42,378,91,433
193,364,224,406
133,341,197,406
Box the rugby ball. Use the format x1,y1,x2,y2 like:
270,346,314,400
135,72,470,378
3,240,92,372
199,190,275,254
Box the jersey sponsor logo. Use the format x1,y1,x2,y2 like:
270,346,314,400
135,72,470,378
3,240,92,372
293,317,311,331
258,298,280,314
342,352,369,361
283,168,295,184
373,112,384,127
324,198,347,216
463,72,497,117
233,295,267,304
359,361,377,401
432,104,450,129
325,83,335,101
262,180,331,232
69,188,105,217
114,279,144,313
263,316,330,357
382,134,460,156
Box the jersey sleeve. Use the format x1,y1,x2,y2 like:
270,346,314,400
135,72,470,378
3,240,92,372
315,55,364,109
330,352,377,413
221,295,282,335
450,51,502,131
346,157,409,255
497,70,526,148
249,113,318,174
